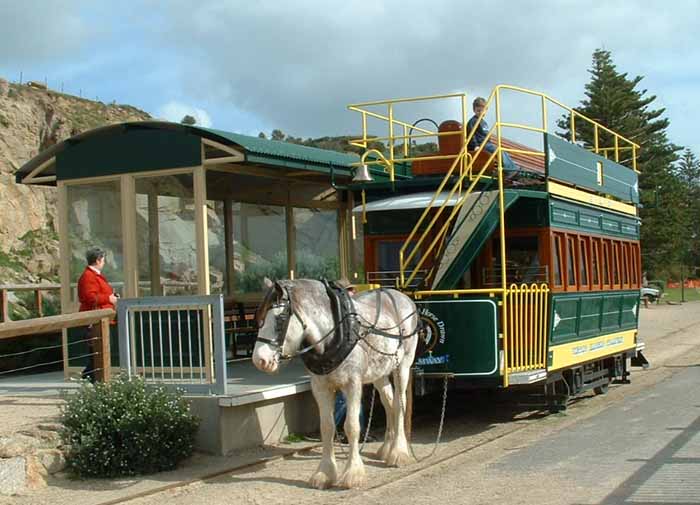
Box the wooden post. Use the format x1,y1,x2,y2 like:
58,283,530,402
0,288,8,323
35,289,43,318
286,197,296,278
97,317,111,382
223,199,235,295
148,189,162,296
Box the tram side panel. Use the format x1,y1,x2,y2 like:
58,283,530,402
414,296,502,386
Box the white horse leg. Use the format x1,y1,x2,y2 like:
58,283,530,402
337,382,366,489
387,364,412,467
373,376,395,463
309,379,337,489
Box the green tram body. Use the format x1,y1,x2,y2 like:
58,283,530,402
347,89,646,407
357,186,643,395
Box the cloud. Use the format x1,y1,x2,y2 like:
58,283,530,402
156,101,213,128
1,0,699,154
146,0,700,150
0,1,92,64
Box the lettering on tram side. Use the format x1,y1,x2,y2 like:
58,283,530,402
416,354,450,365
569,335,627,358
415,306,449,366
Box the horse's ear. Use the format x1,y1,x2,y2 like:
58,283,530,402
263,277,274,289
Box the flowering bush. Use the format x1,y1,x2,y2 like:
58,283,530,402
61,375,199,477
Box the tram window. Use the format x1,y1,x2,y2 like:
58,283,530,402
566,237,577,287
631,243,640,286
579,238,589,288
602,241,610,287
552,235,563,286
591,239,600,288
492,236,540,283
612,242,620,286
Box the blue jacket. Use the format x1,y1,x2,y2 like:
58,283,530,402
467,114,488,150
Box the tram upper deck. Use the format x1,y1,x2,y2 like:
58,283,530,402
346,85,641,295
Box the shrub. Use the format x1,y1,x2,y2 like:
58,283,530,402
61,375,199,477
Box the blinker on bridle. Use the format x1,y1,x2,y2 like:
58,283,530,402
256,283,307,359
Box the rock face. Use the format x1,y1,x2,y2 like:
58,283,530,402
0,77,150,283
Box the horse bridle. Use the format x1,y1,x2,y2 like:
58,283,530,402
255,283,308,359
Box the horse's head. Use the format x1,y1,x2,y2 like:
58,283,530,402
252,278,308,373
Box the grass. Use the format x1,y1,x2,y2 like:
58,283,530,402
283,433,305,444
662,287,700,303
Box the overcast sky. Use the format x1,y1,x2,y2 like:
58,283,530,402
1,0,698,153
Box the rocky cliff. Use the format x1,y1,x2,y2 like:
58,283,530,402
0,77,150,284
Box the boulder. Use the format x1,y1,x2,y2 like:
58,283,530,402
25,455,47,489
0,457,26,495
37,449,66,475
0,78,8,97
0,434,39,458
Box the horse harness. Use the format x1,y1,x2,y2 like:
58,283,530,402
255,280,420,375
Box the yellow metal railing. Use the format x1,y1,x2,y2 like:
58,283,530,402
348,93,469,181
347,85,641,182
506,283,550,378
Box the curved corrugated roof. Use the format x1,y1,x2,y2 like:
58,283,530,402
15,121,409,185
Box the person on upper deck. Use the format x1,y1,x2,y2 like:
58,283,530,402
467,97,517,176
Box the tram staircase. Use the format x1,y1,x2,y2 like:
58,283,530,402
399,115,549,386
399,125,520,292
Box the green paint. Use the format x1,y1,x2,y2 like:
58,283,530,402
549,198,640,239
56,128,201,179
550,290,640,345
545,133,639,204
414,297,499,376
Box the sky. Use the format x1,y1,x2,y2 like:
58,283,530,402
1,0,699,153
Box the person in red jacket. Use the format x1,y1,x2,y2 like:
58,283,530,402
77,247,118,381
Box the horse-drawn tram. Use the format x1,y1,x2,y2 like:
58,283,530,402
344,85,647,411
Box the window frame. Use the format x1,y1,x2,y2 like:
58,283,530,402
578,236,591,291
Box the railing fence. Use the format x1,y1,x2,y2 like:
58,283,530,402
117,295,227,395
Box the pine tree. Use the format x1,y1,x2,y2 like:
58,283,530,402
180,115,196,126
676,149,700,271
559,49,683,277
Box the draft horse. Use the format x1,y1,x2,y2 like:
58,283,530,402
252,279,419,489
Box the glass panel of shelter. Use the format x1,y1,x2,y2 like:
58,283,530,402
66,180,124,304
134,174,197,297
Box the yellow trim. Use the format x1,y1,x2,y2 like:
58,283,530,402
548,329,636,371
547,181,637,216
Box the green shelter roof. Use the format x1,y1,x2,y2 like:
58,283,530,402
15,121,410,185
200,127,363,169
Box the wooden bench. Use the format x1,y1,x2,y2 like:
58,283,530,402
223,302,259,359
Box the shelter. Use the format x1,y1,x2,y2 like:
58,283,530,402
16,121,404,315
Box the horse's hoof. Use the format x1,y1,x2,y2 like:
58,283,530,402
386,449,412,467
309,471,335,490
337,467,366,489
